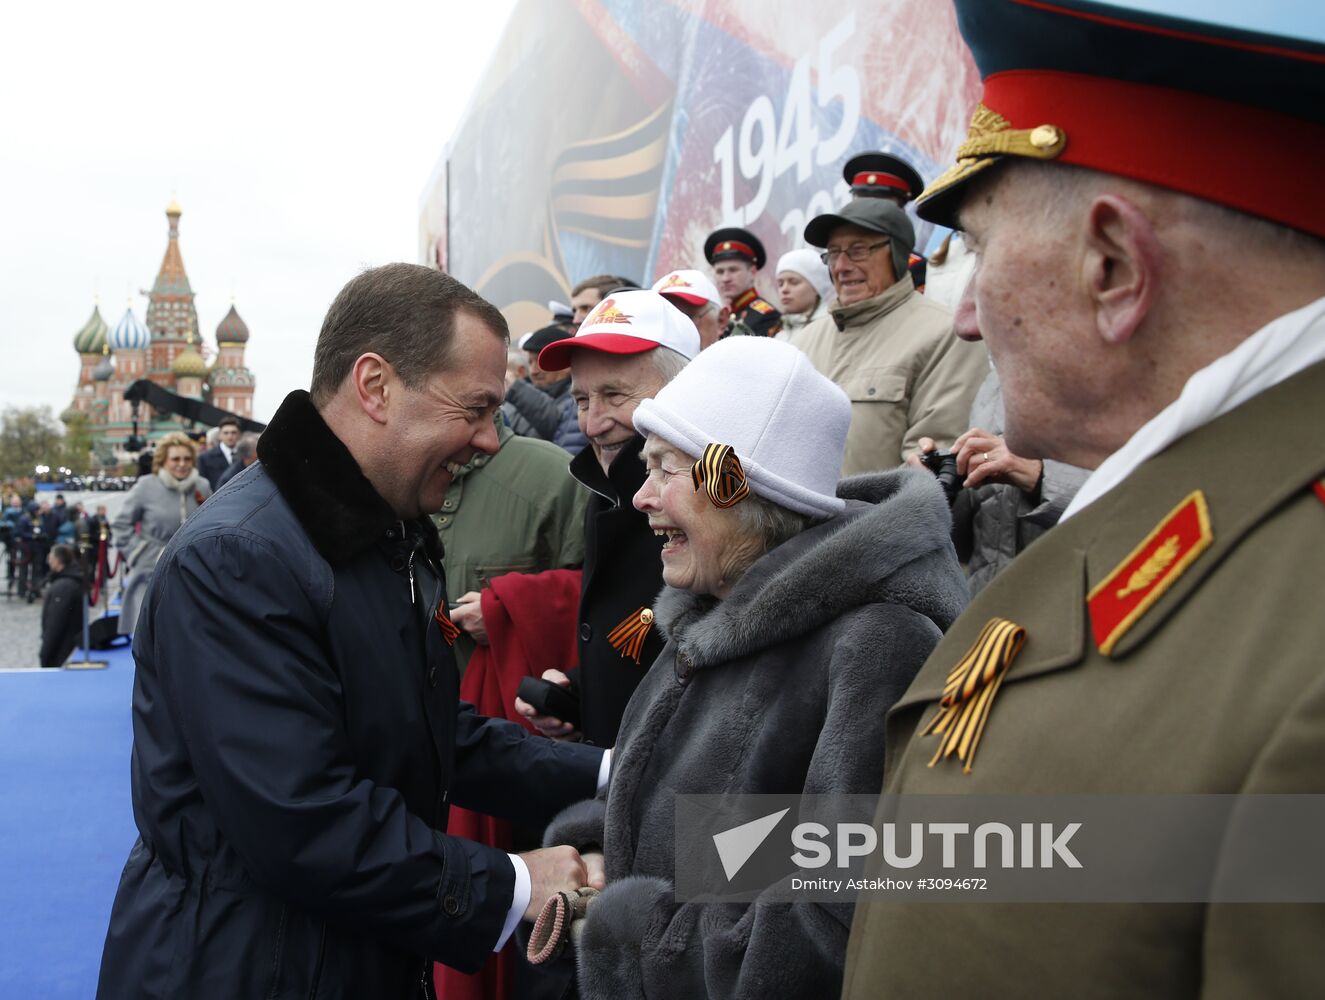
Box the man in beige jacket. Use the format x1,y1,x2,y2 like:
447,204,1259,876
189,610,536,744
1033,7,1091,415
789,198,986,474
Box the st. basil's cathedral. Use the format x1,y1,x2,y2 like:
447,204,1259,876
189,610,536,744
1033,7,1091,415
66,199,255,467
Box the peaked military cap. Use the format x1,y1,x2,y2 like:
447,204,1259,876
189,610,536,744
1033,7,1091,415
843,152,925,203
917,0,1325,238
704,227,768,269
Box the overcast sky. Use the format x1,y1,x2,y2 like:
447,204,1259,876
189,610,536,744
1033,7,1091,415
0,0,516,424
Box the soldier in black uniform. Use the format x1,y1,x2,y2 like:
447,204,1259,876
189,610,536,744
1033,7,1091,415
843,151,930,290
703,227,782,337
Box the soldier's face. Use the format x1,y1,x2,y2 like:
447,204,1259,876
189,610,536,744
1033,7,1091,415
713,260,756,300
954,168,1102,465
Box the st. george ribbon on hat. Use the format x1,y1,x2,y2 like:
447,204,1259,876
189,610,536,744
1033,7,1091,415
704,227,768,270
843,152,925,203
916,0,1325,238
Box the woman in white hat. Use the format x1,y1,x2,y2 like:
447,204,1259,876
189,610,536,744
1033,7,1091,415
540,337,968,999
773,247,834,337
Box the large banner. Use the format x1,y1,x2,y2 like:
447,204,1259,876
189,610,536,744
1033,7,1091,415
419,0,980,333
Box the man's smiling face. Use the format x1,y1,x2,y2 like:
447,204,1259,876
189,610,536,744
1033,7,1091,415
570,350,669,474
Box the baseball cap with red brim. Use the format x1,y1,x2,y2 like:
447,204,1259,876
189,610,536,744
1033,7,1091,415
651,269,722,308
537,289,701,372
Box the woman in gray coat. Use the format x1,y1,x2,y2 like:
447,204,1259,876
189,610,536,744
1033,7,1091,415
112,432,211,634
541,337,968,999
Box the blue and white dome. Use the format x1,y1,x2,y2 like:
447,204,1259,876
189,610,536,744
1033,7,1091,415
109,307,150,350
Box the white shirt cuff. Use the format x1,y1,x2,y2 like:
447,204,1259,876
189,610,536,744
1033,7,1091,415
495,853,531,952
596,748,612,794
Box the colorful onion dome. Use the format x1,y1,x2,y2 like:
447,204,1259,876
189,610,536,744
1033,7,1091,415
215,303,250,344
109,307,151,350
172,344,208,378
73,305,109,354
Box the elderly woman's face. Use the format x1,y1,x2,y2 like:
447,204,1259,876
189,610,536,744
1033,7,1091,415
164,446,195,480
632,438,764,599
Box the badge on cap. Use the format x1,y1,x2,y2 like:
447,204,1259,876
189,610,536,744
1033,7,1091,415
585,298,633,326
1088,490,1213,656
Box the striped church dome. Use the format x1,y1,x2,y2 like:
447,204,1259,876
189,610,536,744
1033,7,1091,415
73,305,109,354
215,304,250,344
109,307,150,350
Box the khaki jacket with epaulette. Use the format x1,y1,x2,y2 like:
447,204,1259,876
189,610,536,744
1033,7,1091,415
843,359,1325,1000
789,274,987,474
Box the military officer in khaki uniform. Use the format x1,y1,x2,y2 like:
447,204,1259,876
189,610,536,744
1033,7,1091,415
704,227,782,338
843,2,1325,997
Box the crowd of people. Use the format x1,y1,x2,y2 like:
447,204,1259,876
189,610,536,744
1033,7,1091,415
82,2,1325,997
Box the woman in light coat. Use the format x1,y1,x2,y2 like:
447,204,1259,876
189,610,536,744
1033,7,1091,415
112,432,210,634
773,247,833,337
542,337,968,999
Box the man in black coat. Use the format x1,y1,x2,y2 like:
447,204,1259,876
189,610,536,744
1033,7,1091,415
96,265,605,999
505,290,700,747
39,543,84,667
195,415,240,488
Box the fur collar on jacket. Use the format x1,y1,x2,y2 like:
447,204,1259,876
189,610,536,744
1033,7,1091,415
257,389,442,566
654,467,965,670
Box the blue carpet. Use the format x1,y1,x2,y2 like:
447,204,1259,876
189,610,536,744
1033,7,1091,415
0,644,138,998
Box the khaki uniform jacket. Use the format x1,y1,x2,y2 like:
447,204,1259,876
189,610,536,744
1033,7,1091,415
843,359,1325,1000
789,274,987,473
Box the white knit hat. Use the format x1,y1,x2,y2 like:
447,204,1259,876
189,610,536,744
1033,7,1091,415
632,337,850,517
775,248,834,303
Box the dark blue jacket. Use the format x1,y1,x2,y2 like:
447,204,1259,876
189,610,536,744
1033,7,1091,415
96,390,601,999
195,444,231,489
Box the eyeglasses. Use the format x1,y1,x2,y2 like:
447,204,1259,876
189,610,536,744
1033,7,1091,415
820,240,891,266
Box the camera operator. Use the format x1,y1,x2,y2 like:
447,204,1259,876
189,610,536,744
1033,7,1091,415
909,372,1087,594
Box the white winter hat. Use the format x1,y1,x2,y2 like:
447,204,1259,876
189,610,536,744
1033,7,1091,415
776,248,834,302
632,337,850,517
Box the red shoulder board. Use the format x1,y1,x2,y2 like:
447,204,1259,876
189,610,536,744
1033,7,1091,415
1087,490,1213,656
1312,478,1325,506
749,298,773,315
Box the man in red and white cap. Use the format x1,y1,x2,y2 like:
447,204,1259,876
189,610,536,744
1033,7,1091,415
502,291,700,752
845,2,1325,996
651,268,729,350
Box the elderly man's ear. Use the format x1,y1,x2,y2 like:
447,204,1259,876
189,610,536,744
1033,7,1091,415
1082,194,1161,346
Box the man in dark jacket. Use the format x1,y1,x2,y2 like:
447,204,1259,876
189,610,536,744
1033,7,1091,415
39,543,84,667
503,290,699,747
503,323,590,454
196,415,240,488
96,265,605,999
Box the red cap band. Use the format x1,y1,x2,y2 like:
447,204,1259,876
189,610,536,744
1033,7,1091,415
851,171,909,192
714,240,755,260
981,69,1325,239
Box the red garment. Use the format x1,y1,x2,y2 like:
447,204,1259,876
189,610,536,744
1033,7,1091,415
435,568,582,1000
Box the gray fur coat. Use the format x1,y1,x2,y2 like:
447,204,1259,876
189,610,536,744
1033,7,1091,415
543,468,968,1000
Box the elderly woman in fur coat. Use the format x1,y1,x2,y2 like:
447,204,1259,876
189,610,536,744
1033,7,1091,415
540,337,968,999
